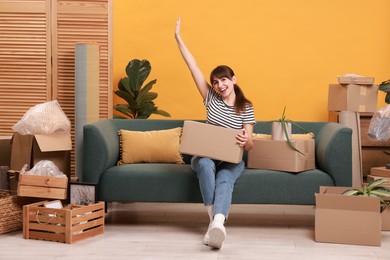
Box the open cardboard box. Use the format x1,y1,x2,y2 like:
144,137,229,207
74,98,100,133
315,186,382,246
10,133,71,177
328,84,378,112
247,138,315,172
179,121,243,164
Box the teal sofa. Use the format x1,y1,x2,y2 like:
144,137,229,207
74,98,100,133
82,119,352,205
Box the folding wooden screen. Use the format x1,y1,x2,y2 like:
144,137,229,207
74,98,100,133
0,0,112,176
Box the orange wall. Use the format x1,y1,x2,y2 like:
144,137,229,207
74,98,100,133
113,0,390,121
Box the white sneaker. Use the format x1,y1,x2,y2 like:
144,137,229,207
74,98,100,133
203,205,213,245
208,214,226,249
203,222,212,245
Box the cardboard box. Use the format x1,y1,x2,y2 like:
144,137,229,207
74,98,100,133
370,167,390,178
179,121,243,164
17,174,68,199
23,201,104,244
0,136,12,167
315,186,382,246
383,207,390,231
328,84,378,112
338,76,375,85
10,133,71,177
247,138,315,172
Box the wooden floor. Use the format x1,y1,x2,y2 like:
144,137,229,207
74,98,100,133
1,203,390,259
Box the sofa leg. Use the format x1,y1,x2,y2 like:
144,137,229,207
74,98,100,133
104,201,108,213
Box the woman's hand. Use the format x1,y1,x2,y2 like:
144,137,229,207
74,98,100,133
175,17,181,38
236,125,254,150
236,129,249,147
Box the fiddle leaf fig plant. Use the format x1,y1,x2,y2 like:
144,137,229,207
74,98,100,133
342,178,390,212
114,59,171,119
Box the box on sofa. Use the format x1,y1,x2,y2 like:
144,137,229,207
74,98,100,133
247,138,315,172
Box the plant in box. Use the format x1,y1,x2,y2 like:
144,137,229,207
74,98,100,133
342,178,390,212
264,106,313,155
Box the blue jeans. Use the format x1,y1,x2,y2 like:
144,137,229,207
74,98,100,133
191,156,245,218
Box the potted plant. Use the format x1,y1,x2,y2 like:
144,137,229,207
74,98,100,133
113,59,171,119
378,79,390,104
268,106,313,155
342,178,390,212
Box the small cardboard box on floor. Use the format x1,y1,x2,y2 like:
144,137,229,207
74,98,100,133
247,138,315,172
179,121,243,164
315,186,382,246
328,84,378,113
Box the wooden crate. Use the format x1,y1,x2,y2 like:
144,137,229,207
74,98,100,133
23,201,104,244
17,174,68,199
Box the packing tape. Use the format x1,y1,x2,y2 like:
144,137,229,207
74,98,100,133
360,86,367,96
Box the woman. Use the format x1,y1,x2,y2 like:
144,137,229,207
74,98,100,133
175,18,256,249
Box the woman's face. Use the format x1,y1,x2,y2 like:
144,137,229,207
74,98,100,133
211,76,236,98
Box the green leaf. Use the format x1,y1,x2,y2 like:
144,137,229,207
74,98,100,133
137,92,158,104
366,178,389,191
154,109,171,117
114,90,137,108
126,59,151,92
138,79,156,97
385,93,390,104
113,114,127,119
378,80,390,93
370,186,390,197
113,104,136,118
118,77,132,94
342,188,362,196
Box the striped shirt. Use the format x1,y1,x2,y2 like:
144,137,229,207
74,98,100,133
204,88,255,130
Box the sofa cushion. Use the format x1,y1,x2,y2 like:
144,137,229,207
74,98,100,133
118,128,184,164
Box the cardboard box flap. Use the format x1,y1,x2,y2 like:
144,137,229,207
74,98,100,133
34,133,72,152
316,190,380,212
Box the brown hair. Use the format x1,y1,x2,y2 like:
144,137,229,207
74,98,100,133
210,65,252,114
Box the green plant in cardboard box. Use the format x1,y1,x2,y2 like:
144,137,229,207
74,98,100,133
342,178,390,212
114,59,171,119
265,106,313,155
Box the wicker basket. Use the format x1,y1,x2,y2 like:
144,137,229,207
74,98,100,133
0,190,39,234
0,190,24,234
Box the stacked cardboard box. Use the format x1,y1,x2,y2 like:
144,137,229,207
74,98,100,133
329,76,378,113
328,75,378,187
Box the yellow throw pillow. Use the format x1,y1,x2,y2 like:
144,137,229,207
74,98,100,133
118,127,184,164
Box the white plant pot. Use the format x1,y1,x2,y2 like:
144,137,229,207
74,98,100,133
271,121,292,140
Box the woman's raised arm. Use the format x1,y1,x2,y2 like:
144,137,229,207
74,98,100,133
175,18,209,100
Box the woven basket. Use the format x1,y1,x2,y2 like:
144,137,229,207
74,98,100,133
0,190,25,234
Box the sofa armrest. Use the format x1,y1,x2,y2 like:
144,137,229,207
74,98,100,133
82,120,120,183
316,122,352,187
